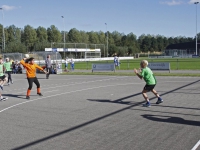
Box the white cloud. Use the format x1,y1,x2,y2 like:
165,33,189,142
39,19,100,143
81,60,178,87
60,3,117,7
160,0,184,5
188,0,200,4
1,5,19,11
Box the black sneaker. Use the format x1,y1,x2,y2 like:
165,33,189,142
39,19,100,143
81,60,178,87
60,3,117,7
37,93,43,96
26,96,30,99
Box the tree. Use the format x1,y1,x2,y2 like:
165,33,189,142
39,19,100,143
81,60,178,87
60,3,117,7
36,26,48,42
98,31,106,44
156,36,164,51
79,31,89,43
112,31,123,46
47,25,62,43
24,25,37,52
68,28,81,43
151,37,158,52
6,41,26,53
88,31,99,44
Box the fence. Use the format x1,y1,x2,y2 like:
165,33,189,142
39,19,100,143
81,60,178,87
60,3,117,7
61,58,200,71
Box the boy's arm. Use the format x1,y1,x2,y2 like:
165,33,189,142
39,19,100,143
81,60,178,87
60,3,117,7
134,69,143,80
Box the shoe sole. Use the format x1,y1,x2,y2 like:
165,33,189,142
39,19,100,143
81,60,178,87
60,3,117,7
37,94,43,96
156,101,163,104
142,104,151,107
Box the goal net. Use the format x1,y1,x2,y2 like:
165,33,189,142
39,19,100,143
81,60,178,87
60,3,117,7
85,51,101,59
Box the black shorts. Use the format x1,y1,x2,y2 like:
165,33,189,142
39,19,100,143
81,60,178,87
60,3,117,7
143,84,156,91
0,75,6,80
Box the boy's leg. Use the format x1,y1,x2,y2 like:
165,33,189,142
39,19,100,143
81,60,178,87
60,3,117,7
2,77,8,85
0,76,8,90
151,89,160,98
151,89,163,104
7,71,12,84
142,89,150,102
142,89,151,107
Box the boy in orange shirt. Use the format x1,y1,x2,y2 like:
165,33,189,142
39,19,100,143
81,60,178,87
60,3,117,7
20,57,48,99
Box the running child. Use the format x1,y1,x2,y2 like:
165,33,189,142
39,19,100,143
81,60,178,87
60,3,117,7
4,58,13,85
20,57,48,99
0,58,8,90
134,60,163,107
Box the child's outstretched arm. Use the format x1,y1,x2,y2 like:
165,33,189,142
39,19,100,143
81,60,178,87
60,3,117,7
134,69,143,80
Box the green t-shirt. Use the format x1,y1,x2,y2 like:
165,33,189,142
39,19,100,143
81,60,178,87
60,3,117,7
4,62,12,71
140,67,156,85
0,64,4,76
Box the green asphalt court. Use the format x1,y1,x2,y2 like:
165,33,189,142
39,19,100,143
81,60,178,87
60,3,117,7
0,74,199,150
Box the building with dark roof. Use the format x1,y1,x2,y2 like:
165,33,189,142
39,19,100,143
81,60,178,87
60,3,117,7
166,41,199,56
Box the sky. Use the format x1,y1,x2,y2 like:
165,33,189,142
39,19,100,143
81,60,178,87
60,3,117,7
0,0,200,38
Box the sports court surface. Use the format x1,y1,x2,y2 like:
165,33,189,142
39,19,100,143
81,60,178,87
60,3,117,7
0,74,199,150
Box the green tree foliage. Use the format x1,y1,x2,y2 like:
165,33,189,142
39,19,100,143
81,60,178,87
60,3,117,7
47,25,62,43
36,26,48,42
68,28,81,43
1,24,198,56
6,41,26,53
88,31,99,44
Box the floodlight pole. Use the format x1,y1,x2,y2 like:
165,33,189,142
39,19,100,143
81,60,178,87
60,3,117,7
195,2,199,56
105,23,108,57
61,16,66,59
0,8,5,52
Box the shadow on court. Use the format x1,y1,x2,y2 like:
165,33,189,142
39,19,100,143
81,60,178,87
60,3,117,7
88,92,141,105
11,80,200,150
142,114,200,127
3,94,27,99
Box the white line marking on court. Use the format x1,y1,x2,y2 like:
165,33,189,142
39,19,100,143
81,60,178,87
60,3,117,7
0,82,141,113
191,140,200,150
44,90,58,93
3,76,128,93
2,78,197,94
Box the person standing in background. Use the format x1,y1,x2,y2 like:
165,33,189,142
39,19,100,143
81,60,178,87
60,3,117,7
45,55,52,79
4,58,13,85
65,57,68,72
70,58,74,70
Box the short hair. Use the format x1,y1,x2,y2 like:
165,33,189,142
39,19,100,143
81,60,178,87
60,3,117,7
28,57,34,61
141,60,148,67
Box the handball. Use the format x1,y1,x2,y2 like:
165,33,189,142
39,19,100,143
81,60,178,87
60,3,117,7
25,54,29,58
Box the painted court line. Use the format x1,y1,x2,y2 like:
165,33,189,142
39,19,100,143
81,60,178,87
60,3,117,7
44,90,58,93
3,76,127,93
0,82,140,113
191,140,200,150
4,79,194,94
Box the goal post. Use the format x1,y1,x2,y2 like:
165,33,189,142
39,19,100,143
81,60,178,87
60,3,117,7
85,51,101,59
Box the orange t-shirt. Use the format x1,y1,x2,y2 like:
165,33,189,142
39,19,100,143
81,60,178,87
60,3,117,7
20,60,44,78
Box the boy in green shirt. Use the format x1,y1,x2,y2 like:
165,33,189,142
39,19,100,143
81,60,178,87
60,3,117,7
4,58,13,85
0,58,8,100
134,60,163,107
